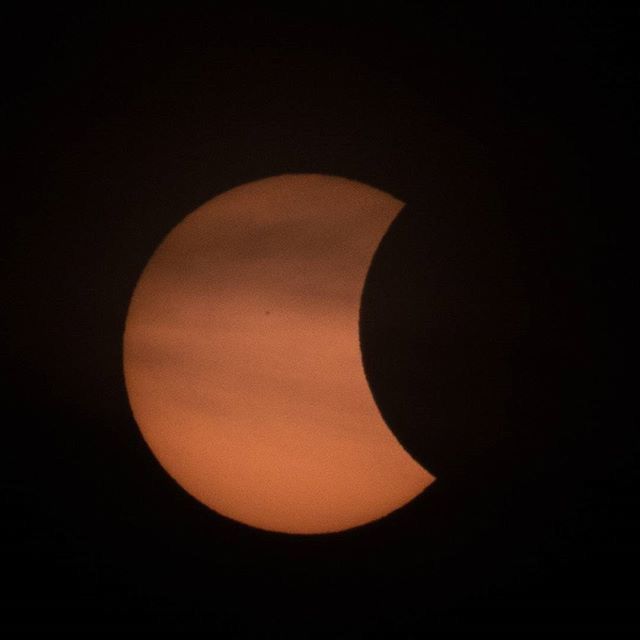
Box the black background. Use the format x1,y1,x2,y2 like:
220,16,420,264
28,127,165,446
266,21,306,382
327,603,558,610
3,2,637,632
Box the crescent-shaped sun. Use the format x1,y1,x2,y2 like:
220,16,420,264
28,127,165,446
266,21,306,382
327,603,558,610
123,174,434,534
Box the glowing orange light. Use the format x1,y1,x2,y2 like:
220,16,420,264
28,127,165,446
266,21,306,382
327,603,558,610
123,175,434,533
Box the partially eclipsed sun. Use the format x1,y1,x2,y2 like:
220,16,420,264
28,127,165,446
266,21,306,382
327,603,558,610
123,174,434,534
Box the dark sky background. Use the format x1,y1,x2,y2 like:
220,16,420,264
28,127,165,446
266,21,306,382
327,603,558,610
3,2,637,632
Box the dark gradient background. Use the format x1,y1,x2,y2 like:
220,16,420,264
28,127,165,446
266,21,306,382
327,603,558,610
3,2,636,632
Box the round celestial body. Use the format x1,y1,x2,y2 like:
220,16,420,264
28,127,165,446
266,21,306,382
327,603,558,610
123,174,435,534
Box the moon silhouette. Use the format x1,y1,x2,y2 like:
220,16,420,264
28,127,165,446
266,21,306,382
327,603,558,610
123,174,434,534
